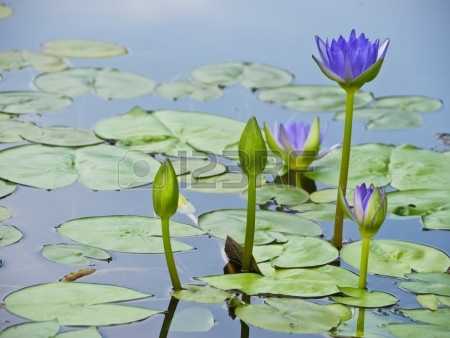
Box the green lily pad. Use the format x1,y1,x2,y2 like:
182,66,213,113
198,208,322,245
34,68,155,99
0,225,23,247
388,190,450,230
184,172,259,194
94,106,244,156
271,237,338,268
257,85,373,112
4,282,160,326
75,144,160,190
21,126,103,147
253,244,284,263
156,81,223,101
253,183,309,206
171,157,227,178
332,287,398,308
309,188,339,203
334,96,442,130
171,307,215,332
199,265,358,297
389,145,450,191
0,322,101,338
57,215,203,253
0,180,16,198
341,240,450,278
42,243,111,265
401,308,450,328
399,273,450,297
235,298,350,334
0,206,11,221
292,203,336,221
0,119,37,143
387,324,449,338
332,309,396,338
0,91,72,114
416,294,450,310
0,4,12,19
42,40,127,58
0,144,78,189
191,62,293,89
305,144,392,188
0,50,67,73
172,284,232,304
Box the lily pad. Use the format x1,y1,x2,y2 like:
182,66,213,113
253,184,309,206
0,50,67,73
416,294,450,310
56,327,101,338
21,126,103,147
4,282,160,326
185,172,257,194
0,4,12,19
198,208,322,245
388,190,450,230
156,81,223,101
253,244,284,263
0,180,16,198
94,106,244,156
305,144,392,188
332,309,396,338
42,243,111,265
334,96,442,130
235,298,350,334
171,307,215,332
0,144,78,189
389,145,450,191
42,40,127,58
271,237,338,268
191,62,294,89
292,203,336,221
74,144,160,190
257,85,373,112
34,68,155,99
387,324,449,338
332,287,398,308
401,308,450,328
0,225,23,247
0,119,37,143
199,265,358,297
172,284,232,304
0,206,11,221
0,322,101,338
57,215,203,253
399,273,450,297
341,240,450,278
0,91,72,114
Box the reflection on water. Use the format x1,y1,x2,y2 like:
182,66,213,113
1,0,449,337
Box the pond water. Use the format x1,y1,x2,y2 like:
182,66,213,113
0,0,449,337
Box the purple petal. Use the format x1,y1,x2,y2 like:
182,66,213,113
315,36,330,66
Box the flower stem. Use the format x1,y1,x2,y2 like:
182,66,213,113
294,170,302,188
333,88,356,249
242,174,257,272
356,308,366,337
358,236,371,289
161,217,182,291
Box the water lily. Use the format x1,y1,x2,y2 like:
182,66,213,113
313,30,390,249
153,159,182,290
340,183,387,288
313,29,389,89
239,117,267,271
264,117,321,171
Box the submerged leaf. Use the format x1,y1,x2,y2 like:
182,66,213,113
171,307,215,332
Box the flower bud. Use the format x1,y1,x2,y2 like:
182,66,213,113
239,117,267,177
152,159,179,219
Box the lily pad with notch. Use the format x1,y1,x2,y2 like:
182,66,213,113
0,50,67,73
0,119,38,143
42,39,127,59
41,243,111,265
21,126,103,147
331,287,398,308
0,91,72,115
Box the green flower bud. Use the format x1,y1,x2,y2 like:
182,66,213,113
239,117,267,177
152,159,179,219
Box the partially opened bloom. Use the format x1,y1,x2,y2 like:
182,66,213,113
313,29,389,89
340,183,387,238
264,117,321,171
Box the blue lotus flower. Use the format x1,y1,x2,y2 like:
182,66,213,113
313,29,389,88
340,183,387,238
263,117,321,170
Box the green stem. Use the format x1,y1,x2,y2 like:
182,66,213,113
356,308,366,337
358,236,371,289
333,88,356,249
161,217,182,291
294,170,302,188
242,174,257,272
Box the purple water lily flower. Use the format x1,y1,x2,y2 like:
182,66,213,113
340,183,387,238
273,122,314,152
313,29,389,88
